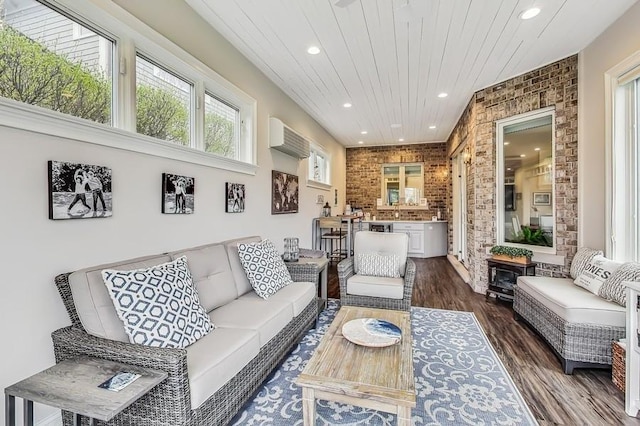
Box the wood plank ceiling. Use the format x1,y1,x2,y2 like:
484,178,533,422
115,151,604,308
186,0,637,147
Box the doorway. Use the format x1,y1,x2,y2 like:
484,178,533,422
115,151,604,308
452,145,468,264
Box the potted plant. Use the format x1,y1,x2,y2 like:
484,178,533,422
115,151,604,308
489,245,533,264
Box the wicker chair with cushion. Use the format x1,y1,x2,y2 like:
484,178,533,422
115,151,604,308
337,231,415,311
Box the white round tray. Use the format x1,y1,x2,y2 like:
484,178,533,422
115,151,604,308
341,318,401,347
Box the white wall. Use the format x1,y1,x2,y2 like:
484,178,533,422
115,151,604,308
0,1,345,423
579,1,640,250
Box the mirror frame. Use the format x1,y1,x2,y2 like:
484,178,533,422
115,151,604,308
495,106,556,254
380,162,424,206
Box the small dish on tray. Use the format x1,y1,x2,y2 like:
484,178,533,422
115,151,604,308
341,318,401,347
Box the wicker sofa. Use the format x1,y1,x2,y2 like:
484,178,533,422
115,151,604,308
513,275,625,374
52,235,318,426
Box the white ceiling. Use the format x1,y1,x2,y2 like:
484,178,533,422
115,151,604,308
186,0,638,147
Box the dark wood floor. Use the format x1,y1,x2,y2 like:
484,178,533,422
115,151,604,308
327,257,640,425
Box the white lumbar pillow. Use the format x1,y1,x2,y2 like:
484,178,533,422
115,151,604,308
573,255,623,295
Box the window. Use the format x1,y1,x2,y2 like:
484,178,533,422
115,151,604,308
308,145,331,187
136,55,192,146
204,92,239,159
381,163,424,205
0,0,114,124
607,57,640,262
0,0,257,173
496,107,556,253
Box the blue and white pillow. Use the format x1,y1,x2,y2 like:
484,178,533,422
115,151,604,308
101,256,213,348
238,239,293,299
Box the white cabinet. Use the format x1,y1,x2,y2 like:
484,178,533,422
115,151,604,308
392,222,425,256
391,221,448,258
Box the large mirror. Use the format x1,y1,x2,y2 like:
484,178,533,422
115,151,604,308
381,163,424,206
497,108,555,251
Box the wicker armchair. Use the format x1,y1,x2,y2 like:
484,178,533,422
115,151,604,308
337,231,416,311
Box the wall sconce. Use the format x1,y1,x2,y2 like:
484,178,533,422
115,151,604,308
463,145,472,166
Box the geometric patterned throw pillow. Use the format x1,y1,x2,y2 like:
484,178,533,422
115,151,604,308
356,253,401,278
101,256,213,348
237,239,293,299
570,247,604,279
598,262,640,307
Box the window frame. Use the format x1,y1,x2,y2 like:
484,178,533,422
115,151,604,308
495,106,557,255
0,0,258,174
307,143,332,190
605,51,640,262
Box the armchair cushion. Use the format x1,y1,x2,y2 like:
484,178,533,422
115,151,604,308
347,274,404,299
101,256,213,348
354,231,408,277
356,253,401,278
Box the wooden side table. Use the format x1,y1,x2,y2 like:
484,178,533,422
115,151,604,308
286,257,329,309
5,357,166,426
486,258,536,301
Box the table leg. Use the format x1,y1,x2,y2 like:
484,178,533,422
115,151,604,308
346,219,352,258
73,412,82,426
301,387,316,426
89,417,97,425
397,406,411,425
23,399,34,426
319,263,328,303
5,394,16,426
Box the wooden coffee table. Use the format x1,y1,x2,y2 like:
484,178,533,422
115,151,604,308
296,306,415,425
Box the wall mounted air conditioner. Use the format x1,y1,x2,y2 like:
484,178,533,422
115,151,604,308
269,117,310,159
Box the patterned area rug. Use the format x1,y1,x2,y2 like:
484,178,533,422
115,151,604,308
231,300,538,425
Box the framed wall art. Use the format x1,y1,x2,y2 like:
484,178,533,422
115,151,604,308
48,160,112,220
272,170,299,214
533,192,551,206
225,182,245,213
162,173,195,214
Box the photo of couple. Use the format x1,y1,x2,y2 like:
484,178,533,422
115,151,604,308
48,161,113,220
162,173,195,214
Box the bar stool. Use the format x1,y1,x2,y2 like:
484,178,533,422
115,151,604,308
318,217,346,264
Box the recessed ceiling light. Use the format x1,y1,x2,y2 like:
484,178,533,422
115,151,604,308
534,147,541,151
507,168,512,171
520,7,540,20
360,130,368,135
391,123,402,128
399,138,405,142
343,102,352,108
437,92,448,98
504,142,510,145
307,46,320,55
429,125,436,129
358,141,364,144
520,154,526,157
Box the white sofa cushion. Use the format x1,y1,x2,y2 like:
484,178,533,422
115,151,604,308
222,236,262,296
573,255,623,295
169,243,237,312
347,274,404,299
210,298,293,347
354,231,408,278
570,247,603,279
186,326,259,409
101,256,213,348
240,281,315,316
68,254,172,342
517,276,625,327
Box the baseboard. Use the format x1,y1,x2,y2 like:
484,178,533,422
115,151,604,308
447,254,471,284
38,411,62,426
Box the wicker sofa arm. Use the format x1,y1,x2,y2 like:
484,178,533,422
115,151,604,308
52,326,192,424
403,258,416,299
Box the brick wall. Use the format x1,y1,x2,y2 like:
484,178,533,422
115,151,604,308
345,143,448,221
447,55,578,293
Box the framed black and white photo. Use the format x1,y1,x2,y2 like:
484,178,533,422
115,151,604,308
162,173,194,214
272,170,299,214
48,160,112,220
533,192,551,206
225,182,245,213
